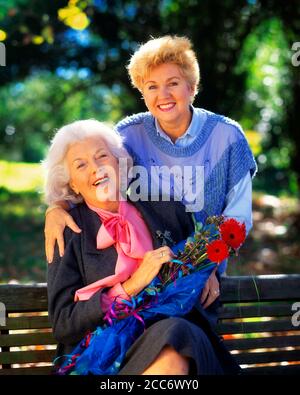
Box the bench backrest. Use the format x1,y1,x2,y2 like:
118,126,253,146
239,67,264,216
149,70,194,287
0,274,300,375
217,274,300,375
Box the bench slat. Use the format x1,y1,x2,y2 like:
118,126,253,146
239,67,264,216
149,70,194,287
224,335,300,350
218,303,294,319
0,332,56,347
0,284,48,312
0,349,56,365
242,364,300,375
217,319,295,334
2,316,51,331
235,349,300,365
0,366,53,375
220,274,300,302
0,275,299,311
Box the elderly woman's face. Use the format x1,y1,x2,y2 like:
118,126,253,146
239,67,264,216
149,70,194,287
66,137,119,208
142,63,194,131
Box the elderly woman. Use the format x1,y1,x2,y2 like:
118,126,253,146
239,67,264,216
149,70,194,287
44,119,240,375
45,35,257,312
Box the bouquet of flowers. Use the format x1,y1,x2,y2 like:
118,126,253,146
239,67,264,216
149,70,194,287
55,216,246,375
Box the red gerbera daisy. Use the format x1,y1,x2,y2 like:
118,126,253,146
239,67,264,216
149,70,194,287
206,239,229,263
220,219,246,250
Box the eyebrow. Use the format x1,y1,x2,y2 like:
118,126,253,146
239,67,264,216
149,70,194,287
145,76,180,85
72,157,84,164
72,148,105,163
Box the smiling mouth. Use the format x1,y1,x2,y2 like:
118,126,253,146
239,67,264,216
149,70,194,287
93,175,109,186
157,103,176,111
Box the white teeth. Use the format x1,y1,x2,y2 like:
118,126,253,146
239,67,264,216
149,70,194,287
94,177,109,186
158,103,175,110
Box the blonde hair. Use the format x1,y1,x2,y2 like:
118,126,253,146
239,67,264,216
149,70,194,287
43,119,133,205
127,35,200,100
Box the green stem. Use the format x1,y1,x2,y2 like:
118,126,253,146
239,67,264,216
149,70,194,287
195,252,208,264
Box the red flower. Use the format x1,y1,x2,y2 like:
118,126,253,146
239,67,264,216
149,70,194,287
206,239,229,263
220,219,246,250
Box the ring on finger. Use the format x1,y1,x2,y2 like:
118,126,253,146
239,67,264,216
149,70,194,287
213,290,219,296
160,251,165,258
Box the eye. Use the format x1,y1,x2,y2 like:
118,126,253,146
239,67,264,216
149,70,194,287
169,81,178,87
148,85,157,90
76,162,85,169
96,153,107,159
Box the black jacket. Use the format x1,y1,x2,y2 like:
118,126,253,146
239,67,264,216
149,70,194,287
47,199,194,351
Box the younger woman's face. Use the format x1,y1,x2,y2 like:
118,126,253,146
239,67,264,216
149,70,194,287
142,63,195,133
66,137,120,209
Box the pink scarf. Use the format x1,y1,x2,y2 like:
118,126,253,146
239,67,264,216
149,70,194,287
74,201,153,305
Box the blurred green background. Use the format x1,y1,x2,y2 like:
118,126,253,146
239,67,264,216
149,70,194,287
0,0,299,283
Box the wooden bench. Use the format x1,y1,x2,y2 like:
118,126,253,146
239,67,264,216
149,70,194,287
0,274,300,375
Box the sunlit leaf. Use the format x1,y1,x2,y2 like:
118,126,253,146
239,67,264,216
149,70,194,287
0,29,7,41
32,35,44,45
66,12,89,30
58,5,89,30
245,130,263,156
58,5,80,21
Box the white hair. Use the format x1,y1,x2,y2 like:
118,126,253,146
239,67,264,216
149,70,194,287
43,119,133,205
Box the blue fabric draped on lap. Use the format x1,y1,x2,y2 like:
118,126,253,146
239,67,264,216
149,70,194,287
56,258,215,375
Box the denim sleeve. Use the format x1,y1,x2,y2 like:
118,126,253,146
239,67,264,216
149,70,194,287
218,171,252,275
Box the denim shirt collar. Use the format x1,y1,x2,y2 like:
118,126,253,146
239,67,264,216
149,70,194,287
154,105,204,146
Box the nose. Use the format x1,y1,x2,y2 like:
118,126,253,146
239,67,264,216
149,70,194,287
91,157,100,173
158,85,171,99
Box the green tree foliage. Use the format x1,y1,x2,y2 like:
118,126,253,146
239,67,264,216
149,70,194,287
0,0,299,194
236,18,297,195
0,71,125,161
